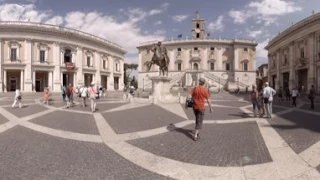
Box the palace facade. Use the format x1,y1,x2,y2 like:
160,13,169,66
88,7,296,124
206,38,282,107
0,21,125,93
137,15,257,91
256,63,268,89
265,13,320,93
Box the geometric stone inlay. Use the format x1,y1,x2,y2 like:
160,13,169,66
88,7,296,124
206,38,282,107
128,122,272,166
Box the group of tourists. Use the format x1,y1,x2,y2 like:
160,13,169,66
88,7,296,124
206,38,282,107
60,83,105,113
186,78,317,142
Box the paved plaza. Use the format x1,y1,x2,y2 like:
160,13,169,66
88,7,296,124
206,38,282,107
0,93,320,180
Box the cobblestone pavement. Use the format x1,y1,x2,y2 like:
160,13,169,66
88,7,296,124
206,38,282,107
0,93,319,180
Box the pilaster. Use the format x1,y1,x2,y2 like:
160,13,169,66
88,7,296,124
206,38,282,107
53,42,61,92
95,51,101,86
308,33,316,87
276,50,280,90
184,48,189,70
24,39,33,92
218,47,223,70
289,41,295,90
138,49,142,72
267,54,272,87
3,69,7,92
201,47,207,70
108,55,114,91
48,71,53,90
233,46,239,71
20,70,24,91
76,46,83,86
0,39,2,92
119,60,124,90
169,49,175,71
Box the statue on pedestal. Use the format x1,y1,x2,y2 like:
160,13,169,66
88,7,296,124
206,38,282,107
144,41,170,76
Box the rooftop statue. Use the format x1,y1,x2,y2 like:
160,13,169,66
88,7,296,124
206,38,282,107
144,41,170,76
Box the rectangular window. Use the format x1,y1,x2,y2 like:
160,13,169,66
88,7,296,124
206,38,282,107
226,63,230,71
210,63,214,70
194,47,198,51
103,60,106,69
178,63,182,71
243,47,248,52
40,50,45,63
196,33,200,38
10,48,17,61
210,47,215,51
244,63,248,71
300,48,304,58
87,56,91,67
196,23,200,28
177,48,181,51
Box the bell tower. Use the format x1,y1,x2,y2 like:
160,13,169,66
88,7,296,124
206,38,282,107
191,11,205,40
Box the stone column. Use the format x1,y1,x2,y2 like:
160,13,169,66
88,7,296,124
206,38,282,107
53,42,61,92
20,70,24,91
252,47,256,71
184,48,189,70
218,47,223,70
24,39,33,92
73,72,77,86
3,69,7,92
308,33,315,88
76,47,83,86
201,47,207,70
119,60,124,90
32,71,36,92
108,55,114,91
94,51,101,86
0,39,2,92
267,54,272,87
138,49,142,72
48,71,53,90
275,50,281,90
289,42,295,90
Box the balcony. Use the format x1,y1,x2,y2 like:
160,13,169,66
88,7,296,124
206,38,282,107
296,57,308,66
189,49,201,61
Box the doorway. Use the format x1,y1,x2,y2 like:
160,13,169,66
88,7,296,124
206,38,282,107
10,79,17,91
114,77,119,90
36,80,41,92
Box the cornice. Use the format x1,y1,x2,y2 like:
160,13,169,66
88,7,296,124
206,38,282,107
0,21,126,54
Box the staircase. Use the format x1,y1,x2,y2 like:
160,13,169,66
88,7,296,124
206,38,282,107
203,72,227,86
143,72,185,91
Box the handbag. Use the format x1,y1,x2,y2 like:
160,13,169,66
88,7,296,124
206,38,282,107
263,90,270,103
17,96,21,100
186,87,196,108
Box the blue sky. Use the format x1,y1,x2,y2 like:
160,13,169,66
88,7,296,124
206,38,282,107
0,0,319,71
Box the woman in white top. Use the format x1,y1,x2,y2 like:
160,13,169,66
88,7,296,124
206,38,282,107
291,88,299,107
79,86,88,107
12,89,22,108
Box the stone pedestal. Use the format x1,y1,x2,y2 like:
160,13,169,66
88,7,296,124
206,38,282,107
150,76,172,104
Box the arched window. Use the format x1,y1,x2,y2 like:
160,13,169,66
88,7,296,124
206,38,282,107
64,49,72,63
243,62,248,71
193,63,198,70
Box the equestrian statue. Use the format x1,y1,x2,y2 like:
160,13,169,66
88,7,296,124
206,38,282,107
144,41,170,76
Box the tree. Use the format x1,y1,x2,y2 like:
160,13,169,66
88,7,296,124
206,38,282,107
124,63,138,88
130,76,138,89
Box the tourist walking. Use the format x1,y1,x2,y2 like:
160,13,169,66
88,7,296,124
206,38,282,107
79,85,88,107
88,82,97,113
308,85,316,110
61,85,66,102
278,87,284,103
251,85,261,117
263,82,276,119
66,83,74,108
99,86,103,98
187,78,212,141
291,87,299,107
43,87,49,105
258,88,265,117
12,89,22,109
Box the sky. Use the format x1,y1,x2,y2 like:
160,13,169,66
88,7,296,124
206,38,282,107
0,0,319,74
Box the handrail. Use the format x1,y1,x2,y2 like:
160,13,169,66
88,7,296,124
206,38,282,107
203,72,226,84
0,21,125,51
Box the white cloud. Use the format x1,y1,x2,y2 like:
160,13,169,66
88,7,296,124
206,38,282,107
0,4,49,22
256,39,269,58
0,3,166,61
207,15,224,32
161,2,169,9
246,29,263,38
228,9,250,24
149,9,162,15
45,16,63,25
153,20,162,25
228,0,302,26
172,15,188,22
154,30,166,35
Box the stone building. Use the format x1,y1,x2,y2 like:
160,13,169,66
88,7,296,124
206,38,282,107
256,63,268,90
265,13,320,93
137,14,257,91
0,21,125,93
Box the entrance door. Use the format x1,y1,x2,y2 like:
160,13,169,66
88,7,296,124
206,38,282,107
10,79,16,91
36,80,41,92
114,77,119,90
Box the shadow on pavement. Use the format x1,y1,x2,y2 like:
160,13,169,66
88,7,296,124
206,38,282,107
167,123,194,140
228,112,251,118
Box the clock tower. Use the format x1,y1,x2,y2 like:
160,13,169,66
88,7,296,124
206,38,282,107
191,11,205,40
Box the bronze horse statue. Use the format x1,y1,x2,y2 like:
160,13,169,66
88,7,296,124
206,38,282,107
144,44,169,76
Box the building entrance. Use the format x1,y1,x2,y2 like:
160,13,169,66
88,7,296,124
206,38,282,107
282,72,289,90
62,73,74,86
10,79,17,91
114,77,119,90
297,69,308,93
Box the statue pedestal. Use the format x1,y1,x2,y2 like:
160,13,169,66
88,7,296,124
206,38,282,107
150,76,172,104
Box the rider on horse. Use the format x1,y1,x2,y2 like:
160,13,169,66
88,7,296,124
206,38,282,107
152,41,170,67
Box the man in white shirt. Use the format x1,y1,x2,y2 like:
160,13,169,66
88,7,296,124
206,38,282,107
263,82,277,119
79,85,88,107
291,87,299,107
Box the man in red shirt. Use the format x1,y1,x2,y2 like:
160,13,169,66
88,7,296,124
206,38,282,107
189,78,212,141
